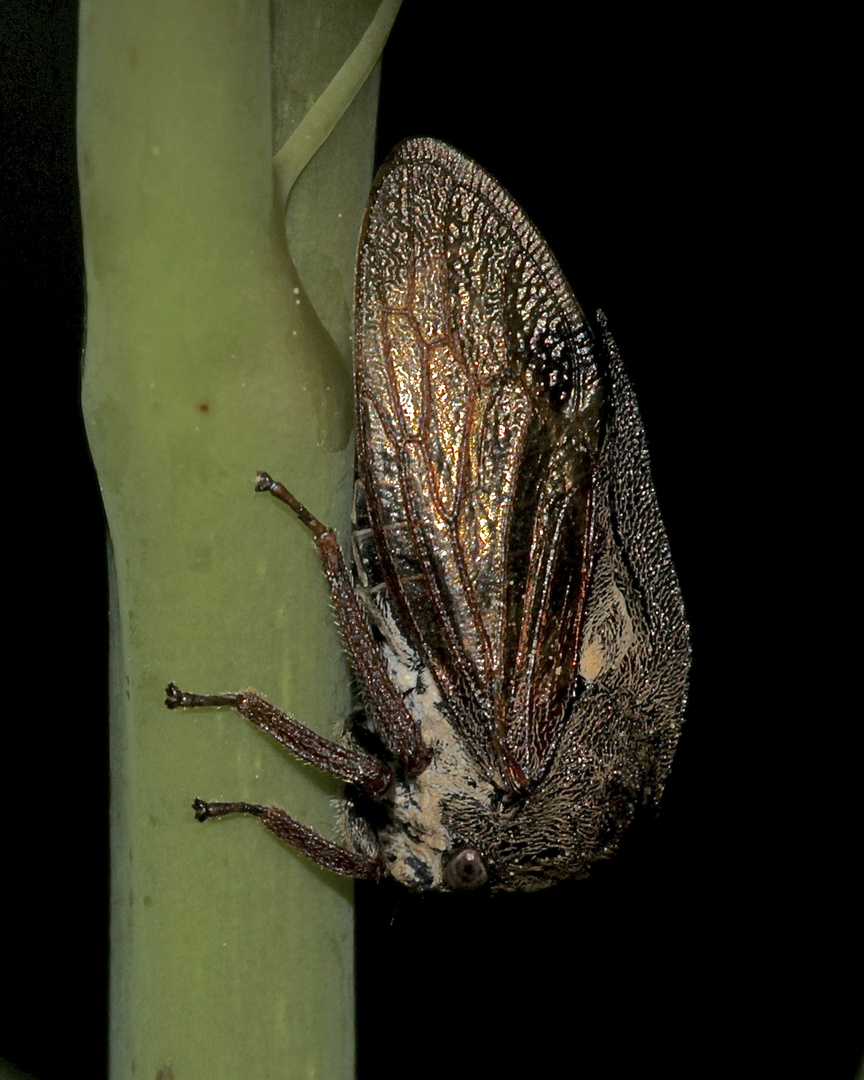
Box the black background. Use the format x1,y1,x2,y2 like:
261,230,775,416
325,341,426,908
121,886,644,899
2,4,857,1079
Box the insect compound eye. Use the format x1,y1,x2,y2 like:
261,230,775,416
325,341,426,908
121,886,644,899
443,847,489,890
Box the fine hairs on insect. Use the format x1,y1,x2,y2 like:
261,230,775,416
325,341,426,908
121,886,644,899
166,137,690,893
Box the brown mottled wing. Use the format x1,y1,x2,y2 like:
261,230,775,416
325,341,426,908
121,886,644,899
355,138,603,788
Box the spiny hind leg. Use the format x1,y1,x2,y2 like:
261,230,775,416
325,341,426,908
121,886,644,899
255,472,431,776
191,799,386,879
165,683,393,797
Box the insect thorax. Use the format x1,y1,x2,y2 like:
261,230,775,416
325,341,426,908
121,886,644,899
343,567,613,893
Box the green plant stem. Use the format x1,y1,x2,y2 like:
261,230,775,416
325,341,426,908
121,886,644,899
79,2,390,1075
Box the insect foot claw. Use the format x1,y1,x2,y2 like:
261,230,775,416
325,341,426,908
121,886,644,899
164,682,187,709
165,683,208,709
192,798,265,823
255,472,324,534
165,684,239,710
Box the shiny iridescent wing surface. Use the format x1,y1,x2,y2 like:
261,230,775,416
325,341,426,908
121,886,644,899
355,138,604,789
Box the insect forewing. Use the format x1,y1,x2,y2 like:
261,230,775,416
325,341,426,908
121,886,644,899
355,138,605,788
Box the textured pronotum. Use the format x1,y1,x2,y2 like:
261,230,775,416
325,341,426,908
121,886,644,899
167,137,690,892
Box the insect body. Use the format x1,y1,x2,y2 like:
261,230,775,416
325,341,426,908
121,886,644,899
166,138,690,892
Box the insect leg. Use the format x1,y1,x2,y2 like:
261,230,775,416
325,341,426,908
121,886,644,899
165,683,394,797
191,799,386,879
255,472,431,776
